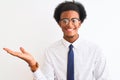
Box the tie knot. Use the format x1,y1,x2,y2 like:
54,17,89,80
69,44,73,49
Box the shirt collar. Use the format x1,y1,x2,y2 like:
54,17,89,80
62,38,71,48
62,36,82,49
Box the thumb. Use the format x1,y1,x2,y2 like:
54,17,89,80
20,47,27,53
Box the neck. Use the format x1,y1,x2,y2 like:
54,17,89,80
64,34,79,43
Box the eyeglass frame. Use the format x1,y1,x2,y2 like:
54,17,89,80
59,18,80,26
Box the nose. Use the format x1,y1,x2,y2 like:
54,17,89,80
67,21,74,28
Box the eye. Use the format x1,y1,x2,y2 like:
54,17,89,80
71,18,79,23
61,19,69,24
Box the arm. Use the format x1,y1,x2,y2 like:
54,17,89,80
3,47,55,80
33,49,55,80
94,47,110,80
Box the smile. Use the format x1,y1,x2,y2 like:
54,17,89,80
66,28,74,32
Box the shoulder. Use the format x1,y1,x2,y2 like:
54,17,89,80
45,39,63,51
79,39,106,61
79,38,100,49
78,39,103,55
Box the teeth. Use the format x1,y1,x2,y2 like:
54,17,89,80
67,29,73,31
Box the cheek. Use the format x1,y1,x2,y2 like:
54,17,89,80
59,23,63,28
59,24,65,29
77,24,80,28
78,22,81,28
76,24,81,29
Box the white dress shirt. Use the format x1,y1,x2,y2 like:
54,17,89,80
33,37,109,80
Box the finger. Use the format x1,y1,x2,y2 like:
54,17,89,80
3,48,14,53
20,47,28,54
3,48,18,56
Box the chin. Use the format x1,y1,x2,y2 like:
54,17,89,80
66,35,75,38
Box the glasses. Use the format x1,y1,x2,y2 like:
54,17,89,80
60,18,80,26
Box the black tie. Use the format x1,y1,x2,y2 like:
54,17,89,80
67,44,74,80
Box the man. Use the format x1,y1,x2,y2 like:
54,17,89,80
3,1,109,80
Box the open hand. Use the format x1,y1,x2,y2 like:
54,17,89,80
3,47,36,67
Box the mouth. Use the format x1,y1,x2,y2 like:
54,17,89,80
66,28,74,32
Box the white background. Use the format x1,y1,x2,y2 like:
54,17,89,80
0,0,120,80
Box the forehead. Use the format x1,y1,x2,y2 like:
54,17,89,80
60,10,79,18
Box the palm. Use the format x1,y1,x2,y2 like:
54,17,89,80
3,47,36,66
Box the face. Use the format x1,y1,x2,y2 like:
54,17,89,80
59,10,81,41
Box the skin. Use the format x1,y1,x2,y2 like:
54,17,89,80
59,10,81,43
3,10,82,71
3,47,36,67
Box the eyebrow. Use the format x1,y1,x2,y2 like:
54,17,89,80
60,18,80,20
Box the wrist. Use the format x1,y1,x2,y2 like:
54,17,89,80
29,62,39,72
